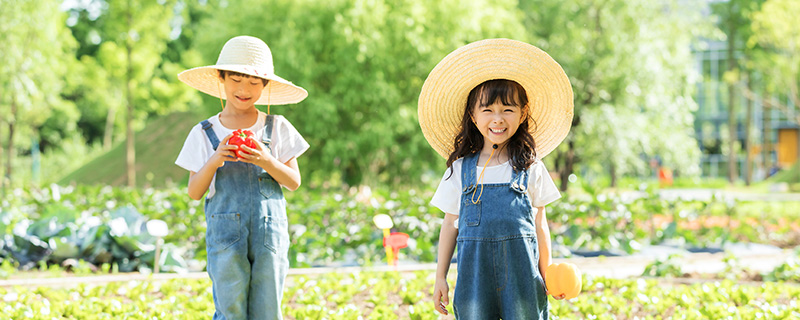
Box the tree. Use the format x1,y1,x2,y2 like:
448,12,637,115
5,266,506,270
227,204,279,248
0,0,77,190
711,0,765,185
66,0,179,187
191,0,528,186
520,0,708,190
749,0,800,126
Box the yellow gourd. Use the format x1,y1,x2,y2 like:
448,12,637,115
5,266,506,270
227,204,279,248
545,263,582,299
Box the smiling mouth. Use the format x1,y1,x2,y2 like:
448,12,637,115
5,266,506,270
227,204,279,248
235,96,250,101
490,128,506,133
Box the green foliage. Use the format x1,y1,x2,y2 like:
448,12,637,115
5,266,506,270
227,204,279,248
521,0,710,182
2,273,800,318
550,188,800,254
763,247,800,282
8,0,753,189
58,0,201,189
4,183,800,273
768,160,800,184
719,251,748,280
748,0,800,126
13,135,107,187
0,0,78,188
590,175,731,191
188,0,528,185
283,185,444,267
1,184,199,272
72,0,193,124
642,253,685,278
550,277,800,318
670,177,731,189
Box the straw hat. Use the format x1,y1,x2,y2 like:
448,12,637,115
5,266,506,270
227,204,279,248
418,38,573,159
178,36,307,105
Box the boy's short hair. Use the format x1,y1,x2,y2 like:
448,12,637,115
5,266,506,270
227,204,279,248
218,69,269,86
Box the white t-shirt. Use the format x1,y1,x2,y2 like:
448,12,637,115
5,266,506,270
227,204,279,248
431,158,561,215
175,111,309,198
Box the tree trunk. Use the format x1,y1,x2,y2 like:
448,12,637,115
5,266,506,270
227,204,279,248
609,162,617,188
726,17,738,184
125,0,136,188
554,151,563,190
764,102,772,173
104,103,116,150
744,73,753,185
559,139,575,192
0,120,4,195
5,96,17,189
0,133,4,195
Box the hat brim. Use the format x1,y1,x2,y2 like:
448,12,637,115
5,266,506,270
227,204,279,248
418,39,573,159
178,65,308,105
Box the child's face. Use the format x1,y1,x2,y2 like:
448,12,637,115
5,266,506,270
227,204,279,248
221,73,266,110
472,99,523,149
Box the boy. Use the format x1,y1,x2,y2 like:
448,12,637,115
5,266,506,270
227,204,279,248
175,35,309,320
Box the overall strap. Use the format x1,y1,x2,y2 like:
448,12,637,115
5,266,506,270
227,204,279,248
261,114,275,155
509,164,529,194
461,152,479,194
200,120,221,150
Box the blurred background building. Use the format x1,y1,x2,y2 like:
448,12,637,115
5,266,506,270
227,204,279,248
693,38,799,182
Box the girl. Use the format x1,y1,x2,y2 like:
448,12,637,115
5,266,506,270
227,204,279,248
418,39,574,319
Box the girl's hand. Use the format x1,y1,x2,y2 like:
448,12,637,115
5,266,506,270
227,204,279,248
550,291,566,300
542,273,566,300
238,140,276,168
433,279,450,315
210,134,238,167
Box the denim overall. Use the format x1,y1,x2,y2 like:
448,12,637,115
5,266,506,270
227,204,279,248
454,153,548,320
201,115,290,320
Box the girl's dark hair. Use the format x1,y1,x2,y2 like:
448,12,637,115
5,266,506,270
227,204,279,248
218,70,269,86
446,79,537,178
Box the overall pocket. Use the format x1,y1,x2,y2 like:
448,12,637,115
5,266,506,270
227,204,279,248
461,199,481,227
207,213,241,250
264,215,288,254
258,172,278,198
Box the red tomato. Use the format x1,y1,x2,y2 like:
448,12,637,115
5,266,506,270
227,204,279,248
228,129,257,158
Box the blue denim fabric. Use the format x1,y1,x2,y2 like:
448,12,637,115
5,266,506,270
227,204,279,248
454,153,548,320
202,121,289,320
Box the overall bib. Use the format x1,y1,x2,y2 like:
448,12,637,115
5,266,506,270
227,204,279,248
454,153,548,320
201,115,290,320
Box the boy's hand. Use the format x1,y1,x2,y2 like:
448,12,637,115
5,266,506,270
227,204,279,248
433,279,450,315
210,133,239,167
238,140,276,168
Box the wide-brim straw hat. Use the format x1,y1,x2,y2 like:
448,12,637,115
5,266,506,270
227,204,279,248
178,36,307,105
418,38,573,159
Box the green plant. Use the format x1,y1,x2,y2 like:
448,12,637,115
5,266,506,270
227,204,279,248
642,254,684,278
4,183,800,273
719,252,747,280
4,273,800,318
763,247,800,282
0,260,17,279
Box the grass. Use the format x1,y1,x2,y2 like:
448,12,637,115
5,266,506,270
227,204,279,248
766,161,800,191
58,111,200,188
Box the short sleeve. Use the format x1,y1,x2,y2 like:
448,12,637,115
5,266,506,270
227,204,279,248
528,161,561,207
430,163,462,216
175,124,212,173
273,116,310,164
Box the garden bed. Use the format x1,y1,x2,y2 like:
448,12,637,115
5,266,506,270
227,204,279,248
2,268,799,319
3,185,799,273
